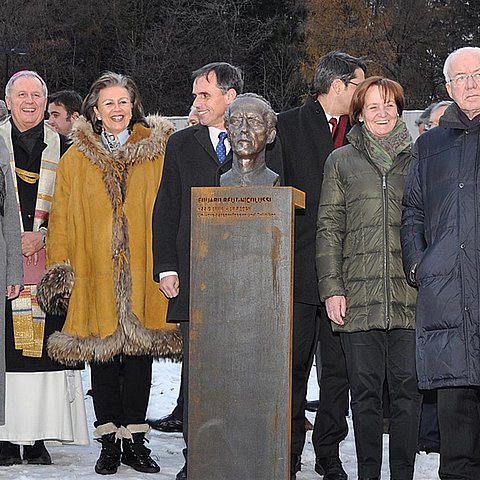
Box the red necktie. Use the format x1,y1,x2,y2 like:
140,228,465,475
329,117,338,139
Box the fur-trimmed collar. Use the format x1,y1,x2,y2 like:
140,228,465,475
70,115,174,170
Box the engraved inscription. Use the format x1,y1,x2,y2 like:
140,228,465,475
196,195,276,218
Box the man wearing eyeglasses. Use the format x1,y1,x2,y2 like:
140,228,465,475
424,101,452,131
401,46,480,480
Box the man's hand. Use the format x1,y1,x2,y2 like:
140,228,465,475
21,231,44,258
6,285,21,300
160,274,180,299
325,295,347,325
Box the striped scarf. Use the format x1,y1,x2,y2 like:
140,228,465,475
0,121,61,357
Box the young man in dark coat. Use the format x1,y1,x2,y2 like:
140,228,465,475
401,46,480,480
276,51,366,480
152,62,283,480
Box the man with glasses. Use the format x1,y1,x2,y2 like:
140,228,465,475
276,51,366,480
424,101,453,132
402,46,480,480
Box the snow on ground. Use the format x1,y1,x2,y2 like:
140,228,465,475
0,361,440,479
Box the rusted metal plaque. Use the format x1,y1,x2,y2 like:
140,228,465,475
189,186,304,480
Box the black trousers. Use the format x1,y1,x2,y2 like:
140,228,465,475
312,308,349,458
438,387,480,480
90,354,153,428
291,302,320,455
418,389,440,453
171,363,184,421
180,322,189,445
341,329,421,480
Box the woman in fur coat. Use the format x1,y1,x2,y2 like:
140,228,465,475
38,71,182,475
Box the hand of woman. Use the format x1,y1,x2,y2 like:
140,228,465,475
325,295,347,325
6,284,21,300
21,231,44,257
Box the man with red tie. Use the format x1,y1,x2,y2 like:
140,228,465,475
276,51,367,480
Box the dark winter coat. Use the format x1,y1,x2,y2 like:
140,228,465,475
277,96,345,305
401,103,480,390
317,124,417,333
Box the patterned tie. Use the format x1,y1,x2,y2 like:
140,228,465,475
216,131,228,163
329,117,338,139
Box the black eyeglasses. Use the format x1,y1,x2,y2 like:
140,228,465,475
348,81,360,86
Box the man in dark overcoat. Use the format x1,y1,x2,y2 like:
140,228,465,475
276,51,366,480
152,62,282,480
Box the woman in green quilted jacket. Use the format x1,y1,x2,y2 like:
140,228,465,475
316,76,421,480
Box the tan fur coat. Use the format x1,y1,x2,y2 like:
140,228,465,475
40,115,182,365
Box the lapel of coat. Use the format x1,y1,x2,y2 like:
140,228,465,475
305,96,334,151
193,125,218,163
193,125,232,185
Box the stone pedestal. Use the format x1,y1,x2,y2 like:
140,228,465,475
189,186,305,480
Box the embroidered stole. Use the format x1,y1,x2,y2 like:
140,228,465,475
0,122,61,357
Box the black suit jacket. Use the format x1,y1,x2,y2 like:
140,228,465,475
277,96,349,305
152,124,283,322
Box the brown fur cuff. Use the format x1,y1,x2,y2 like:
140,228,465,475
37,263,74,316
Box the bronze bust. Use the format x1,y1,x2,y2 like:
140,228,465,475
220,93,279,187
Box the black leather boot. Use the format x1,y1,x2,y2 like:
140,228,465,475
95,433,121,475
0,441,22,466
23,440,52,465
121,432,160,473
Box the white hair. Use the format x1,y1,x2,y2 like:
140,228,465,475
430,100,453,116
5,70,48,98
443,47,480,82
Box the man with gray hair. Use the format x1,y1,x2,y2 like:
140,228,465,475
402,46,480,479
426,100,453,130
0,70,87,466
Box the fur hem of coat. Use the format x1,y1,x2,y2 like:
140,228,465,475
47,321,183,365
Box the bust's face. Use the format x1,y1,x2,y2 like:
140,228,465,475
227,97,271,165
